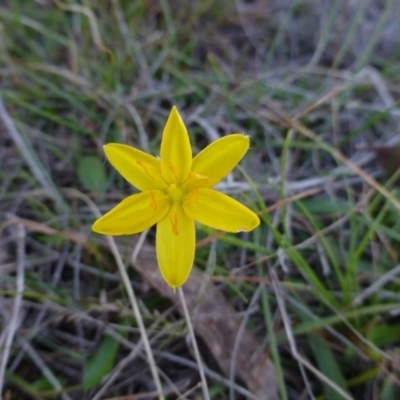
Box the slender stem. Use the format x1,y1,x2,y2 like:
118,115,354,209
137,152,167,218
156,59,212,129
178,287,210,400
108,236,164,400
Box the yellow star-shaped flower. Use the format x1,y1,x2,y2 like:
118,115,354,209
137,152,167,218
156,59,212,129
92,106,260,288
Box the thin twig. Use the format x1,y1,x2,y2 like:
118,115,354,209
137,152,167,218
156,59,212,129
176,382,202,400
0,223,25,393
177,287,210,400
159,352,259,400
18,337,73,400
353,263,400,306
229,285,262,400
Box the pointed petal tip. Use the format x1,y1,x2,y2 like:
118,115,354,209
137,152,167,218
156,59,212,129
102,143,113,154
103,143,115,150
160,269,191,289
103,142,125,152
91,222,99,233
91,219,107,235
245,214,261,232
160,105,192,183
228,133,250,143
91,217,119,235
165,278,186,290
235,214,260,232
170,105,181,119
102,143,115,155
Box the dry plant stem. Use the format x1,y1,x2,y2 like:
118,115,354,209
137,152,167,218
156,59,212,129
229,284,262,400
176,382,202,400
59,189,164,399
0,224,25,394
353,263,400,306
159,352,258,400
18,337,73,400
54,0,108,52
105,236,164,399
92,311,181,399
177,287,210,400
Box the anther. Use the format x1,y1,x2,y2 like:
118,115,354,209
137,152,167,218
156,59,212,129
190,171,209,182
137,160,155,181
186,187,198,207
149,189,157,211
169,212,179,235
169,162,180,182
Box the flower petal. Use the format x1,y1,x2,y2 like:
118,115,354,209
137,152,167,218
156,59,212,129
156,205,195,288
92,190,170,235
160,106,192,184
191,134,250,188
183,188,260,232
104,143,167,192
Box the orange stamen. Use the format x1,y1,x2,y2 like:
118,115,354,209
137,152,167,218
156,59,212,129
169,212,179,235
190,171,209,182
137,160,155,180
186,187,198,207
169,162,180,182
149,189,157,211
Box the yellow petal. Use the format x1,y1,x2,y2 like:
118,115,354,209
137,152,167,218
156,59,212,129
104,143,167,192
191,134,250,188
156,206,195,288
183,188,260,232
92,190,170,235
160,106,192,184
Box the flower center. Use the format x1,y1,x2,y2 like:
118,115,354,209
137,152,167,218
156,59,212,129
168,183,186,203
165,184,187,236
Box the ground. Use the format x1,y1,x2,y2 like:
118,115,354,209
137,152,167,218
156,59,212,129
1,1,400,399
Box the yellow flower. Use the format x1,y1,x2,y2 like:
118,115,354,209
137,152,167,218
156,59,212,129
92,106,260,288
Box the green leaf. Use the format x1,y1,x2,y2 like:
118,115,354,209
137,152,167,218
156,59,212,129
380,377,397,400
83,334,120,390
32,376,65,391
309,333,349,400
78,156,107,192
296,197,351,214
366,323,400,347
